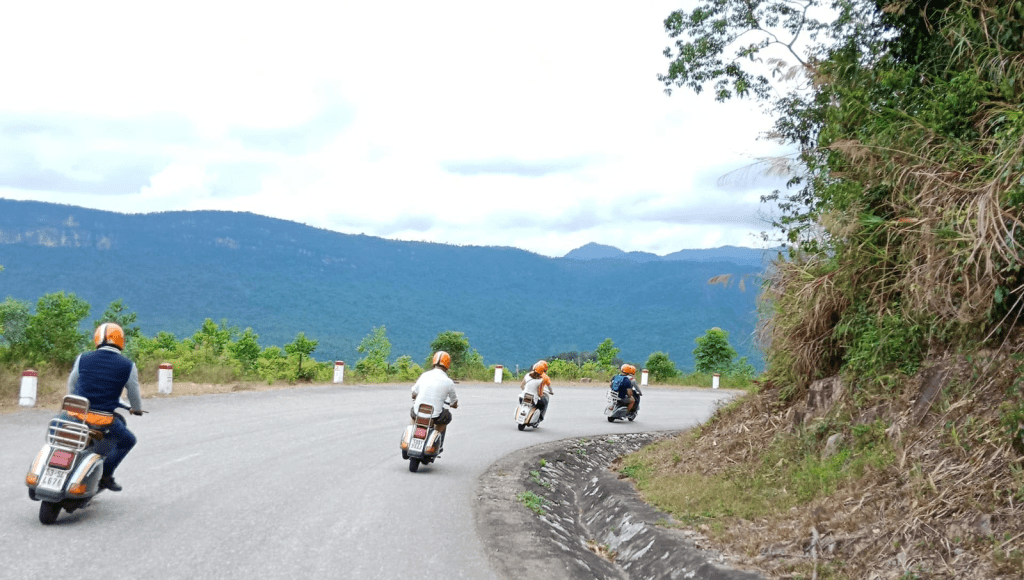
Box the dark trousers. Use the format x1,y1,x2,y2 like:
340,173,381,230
101,417,137,478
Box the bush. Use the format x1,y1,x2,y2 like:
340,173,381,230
644,351,679,382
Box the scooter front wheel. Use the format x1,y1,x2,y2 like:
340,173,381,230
39,501,61,525
409,458,420,473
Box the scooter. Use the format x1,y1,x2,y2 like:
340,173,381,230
604,386,641,422
25,394,140,524
514,392,543,431
399,403,447,472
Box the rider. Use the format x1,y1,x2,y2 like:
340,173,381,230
520,360,553,422
610,363,638,413
66,323,144,492
410,351,459,447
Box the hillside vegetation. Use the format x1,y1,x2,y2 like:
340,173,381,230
0,199,765,371
617,0,1024,577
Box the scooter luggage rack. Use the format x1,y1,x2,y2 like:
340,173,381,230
46,418,91,451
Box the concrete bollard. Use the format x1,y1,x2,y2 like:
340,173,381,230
158,363,174,394
333,361,345,384
641,369,649,386
19,370,38,407
494,365,503,383
712,372,720,389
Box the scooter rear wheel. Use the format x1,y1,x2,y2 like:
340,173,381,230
518,423,526,431
39,501,61,525
607,417,616,422
409,458,420,473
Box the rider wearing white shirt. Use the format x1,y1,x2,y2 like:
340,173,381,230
520,360,553,421
410,351,459,438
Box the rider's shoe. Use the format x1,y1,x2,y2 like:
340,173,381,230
99,476,122,492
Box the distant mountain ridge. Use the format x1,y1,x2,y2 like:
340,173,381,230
564,242,780,267
0,199,767,371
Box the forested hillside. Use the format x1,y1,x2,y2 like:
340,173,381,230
0,199,767,370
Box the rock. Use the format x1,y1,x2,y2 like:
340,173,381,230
822,433,844,460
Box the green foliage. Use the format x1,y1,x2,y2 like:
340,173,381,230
228,328,261,373
0,297,30,351
516,490,548,515
430,330,469,364
833,304,926,385
693,328,738,374
284,332,319,380
595,338,620,370
644,351,679,382
355,326,391,380
13,292,91,365
93,299,141,340
391,355,423,381
190,318,235,356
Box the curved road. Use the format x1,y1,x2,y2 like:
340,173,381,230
0,383,736,579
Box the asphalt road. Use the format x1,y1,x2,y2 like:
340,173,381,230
0,383,737,579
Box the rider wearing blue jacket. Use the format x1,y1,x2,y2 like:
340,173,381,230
67,323,144,492
610,364,638,413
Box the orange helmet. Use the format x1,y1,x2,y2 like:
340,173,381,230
94,323,125,350
432,351,451,370
620,363,637,375
532,360,549,374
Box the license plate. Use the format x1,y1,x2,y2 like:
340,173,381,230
39,467,69,491
410,438,426,452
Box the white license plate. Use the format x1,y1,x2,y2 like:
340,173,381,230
410,438,426,453
39,467,69,491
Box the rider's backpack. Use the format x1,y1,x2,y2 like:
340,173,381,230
610,374,630,395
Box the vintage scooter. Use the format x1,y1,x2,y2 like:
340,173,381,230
399,403,447,472
25,394,139,524
514,392,543,431
605,385,641,422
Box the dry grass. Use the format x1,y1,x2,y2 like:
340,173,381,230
622,353,1024,579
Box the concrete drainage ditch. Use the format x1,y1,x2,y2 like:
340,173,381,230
474,432,764,580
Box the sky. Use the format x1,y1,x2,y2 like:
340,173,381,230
0,0,791,258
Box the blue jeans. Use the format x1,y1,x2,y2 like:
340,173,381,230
100,416,137,478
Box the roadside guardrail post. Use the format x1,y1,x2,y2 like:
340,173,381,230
494,365,503,383
158,363,174,394
712,372,720,389
641,369,649,386
334,361,345,383
19,370,37,407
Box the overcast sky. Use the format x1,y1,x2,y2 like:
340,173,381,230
0,0,790,258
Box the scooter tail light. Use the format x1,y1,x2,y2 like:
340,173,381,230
414,427,428,439
49,450,75,470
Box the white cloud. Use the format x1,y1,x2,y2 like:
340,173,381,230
0,0,793,257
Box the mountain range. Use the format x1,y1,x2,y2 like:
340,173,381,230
0,199,773,371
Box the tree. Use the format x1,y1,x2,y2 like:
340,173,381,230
229,328,261,373
693,328,737,374
644,351,679,382
0,297,31,353
93,299,141,341
356,326,391,380
190,318,234,356
429,330,471,372
285,332,318,379
595,338,620,370
19,292,91,365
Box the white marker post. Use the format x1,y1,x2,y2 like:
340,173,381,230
333,361,345,384
712,373,721,389
641,369,649,386
158,363,174,394
493,365,503,383
19,370,38,407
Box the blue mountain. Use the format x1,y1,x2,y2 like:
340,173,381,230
0,199,768,371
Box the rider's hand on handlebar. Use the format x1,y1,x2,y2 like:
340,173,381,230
130,409,145,416
451,401,459,409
